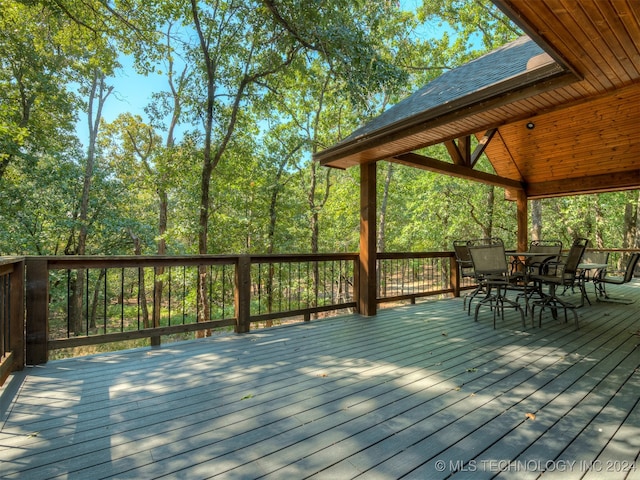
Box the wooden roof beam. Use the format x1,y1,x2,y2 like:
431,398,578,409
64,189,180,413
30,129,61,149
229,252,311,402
471,129,497,167
390,152,523,191
524,169,640,199
445,129,497,168
445,138,469,166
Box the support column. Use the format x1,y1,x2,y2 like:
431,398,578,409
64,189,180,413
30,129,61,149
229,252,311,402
235,255,251,333
25,258,49,365
516,189,528,251
359,163,377,316
10,259,25,371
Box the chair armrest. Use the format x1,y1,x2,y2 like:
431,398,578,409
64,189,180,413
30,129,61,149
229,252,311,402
530,256,562,275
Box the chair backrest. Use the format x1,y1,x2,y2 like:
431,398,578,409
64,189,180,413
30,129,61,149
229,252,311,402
528,239,562,266
622,252,640,283
581,251,609,265
529,239,562,255
581,251,610,280
452,240,475,280
563,237,589,274
453,240,472,264
467,238,508,276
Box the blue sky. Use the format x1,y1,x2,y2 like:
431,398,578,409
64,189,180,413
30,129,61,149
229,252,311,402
75,55,167,143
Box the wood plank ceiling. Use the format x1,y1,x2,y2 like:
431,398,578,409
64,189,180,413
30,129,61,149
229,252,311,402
314,0,640,199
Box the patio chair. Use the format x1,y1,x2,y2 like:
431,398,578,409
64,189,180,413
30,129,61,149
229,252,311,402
592,252,640,304
530,237,589,329
467,238,526,329
453,239,485,314
579,251,610,304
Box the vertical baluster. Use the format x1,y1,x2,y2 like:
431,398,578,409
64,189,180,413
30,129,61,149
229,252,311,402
67,270,71,338
210,264,215,321
103,268,107,334
85,268,90,336
120,268,125,332
278,263,283,312
182,266,186,325
168,267,172,326
221,264,226,320
257,263,262,315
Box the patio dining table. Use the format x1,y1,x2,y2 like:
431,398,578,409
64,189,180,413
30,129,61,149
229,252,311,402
504,254,607,312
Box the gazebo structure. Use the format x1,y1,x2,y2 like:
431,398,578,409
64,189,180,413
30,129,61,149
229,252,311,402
314,0,640,316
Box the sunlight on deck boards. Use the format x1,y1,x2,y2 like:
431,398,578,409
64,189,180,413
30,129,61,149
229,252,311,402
1,281,640,479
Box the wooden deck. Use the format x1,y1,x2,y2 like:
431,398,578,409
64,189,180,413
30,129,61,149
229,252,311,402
2,282,640,479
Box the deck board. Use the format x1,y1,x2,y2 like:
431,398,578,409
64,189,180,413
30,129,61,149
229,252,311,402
1,282,639,479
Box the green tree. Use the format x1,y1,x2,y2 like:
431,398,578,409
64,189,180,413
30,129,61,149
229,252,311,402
0,1,78,180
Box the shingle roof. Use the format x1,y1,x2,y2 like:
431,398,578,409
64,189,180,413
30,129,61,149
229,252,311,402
344,36,555,142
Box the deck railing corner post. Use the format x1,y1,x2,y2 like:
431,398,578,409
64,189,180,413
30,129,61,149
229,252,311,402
9,258,25,372
25,257,49,365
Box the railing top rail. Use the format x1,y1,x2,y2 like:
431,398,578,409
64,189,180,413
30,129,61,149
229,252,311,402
248,253,358,263
25,253,361,270
378,251,454,259
0,256,25,267
585,248,640,253
28,255,239,270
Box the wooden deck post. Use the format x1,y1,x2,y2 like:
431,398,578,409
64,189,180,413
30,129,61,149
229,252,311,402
9,259,25,371
25,258,49,365
450,255,461,297
359,163,377,316
516,190,528,251
235,255,251,333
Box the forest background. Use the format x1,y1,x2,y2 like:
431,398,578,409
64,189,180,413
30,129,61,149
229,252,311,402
1,0,639,262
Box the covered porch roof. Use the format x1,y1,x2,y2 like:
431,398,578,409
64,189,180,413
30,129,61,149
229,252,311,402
314,0,640,200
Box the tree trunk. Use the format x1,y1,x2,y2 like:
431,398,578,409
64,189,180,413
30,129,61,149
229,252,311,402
153,191,168,330
88,269,106,331
531,199,542,241
129,231,151,329
594,196,604,248
621,191,637,269
483,185,495,238
69,69,112,334
378,163,393,253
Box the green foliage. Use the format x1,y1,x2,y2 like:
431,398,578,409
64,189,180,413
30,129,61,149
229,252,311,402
418,0,521,55
0,0,637,261
0,1,79,177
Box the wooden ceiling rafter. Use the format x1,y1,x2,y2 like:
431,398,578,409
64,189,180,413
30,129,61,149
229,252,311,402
389,151,523,191
471,129,497,167
444,138,469,166
444,128,497,169
526,169,640,199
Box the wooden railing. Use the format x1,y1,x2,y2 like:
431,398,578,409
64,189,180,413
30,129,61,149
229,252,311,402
20,254,362,365
3,248,634,378
0,257,24,385
15,252,461,367
247,254,358,322
377,252,467,303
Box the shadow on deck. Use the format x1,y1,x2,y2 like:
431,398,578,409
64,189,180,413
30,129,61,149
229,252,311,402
1,282,640,479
